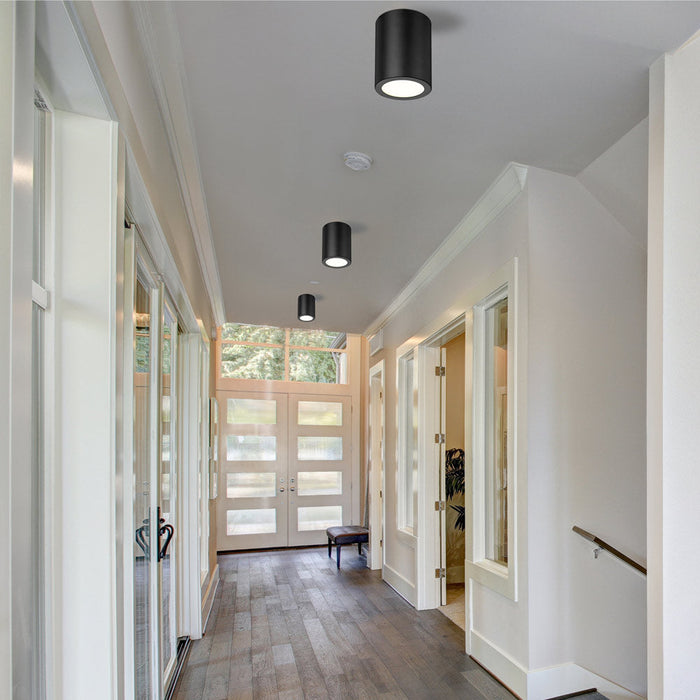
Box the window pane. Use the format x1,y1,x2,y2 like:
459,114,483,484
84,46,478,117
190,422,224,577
221,323,285,344
221,344,285,380
135,331,150,373
289,329,345,348
226,473,276,498
289,349,347,383
227,435,276,461
297,401,342,426
297,436,342,461
400,354,416,531
485,297,508,565
297,506,342,531
227,509,276,535
227,398,277,424
297,471,342,496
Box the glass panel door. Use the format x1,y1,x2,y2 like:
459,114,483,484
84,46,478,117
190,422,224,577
159,303,178,689
216,391,288,549
215,391,352,549
131,252,179,700
288,395,351,546
133,275,155,700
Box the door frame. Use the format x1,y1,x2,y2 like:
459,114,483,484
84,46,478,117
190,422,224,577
414,315,466,611
368,360,385,570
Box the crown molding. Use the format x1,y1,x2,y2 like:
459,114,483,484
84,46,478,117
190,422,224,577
132,2,226,327
363,162,528,338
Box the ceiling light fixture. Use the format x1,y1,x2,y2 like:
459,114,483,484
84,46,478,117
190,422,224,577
375,9,431,100
297,294,315,322
322,221,352,268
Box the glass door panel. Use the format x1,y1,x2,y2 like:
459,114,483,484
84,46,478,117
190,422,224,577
217,391,288,549
131,252,180,699
133,277,154,700
287,395,351,546
160,304,178,688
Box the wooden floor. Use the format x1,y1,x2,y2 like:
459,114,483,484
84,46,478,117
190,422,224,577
174,547,516,700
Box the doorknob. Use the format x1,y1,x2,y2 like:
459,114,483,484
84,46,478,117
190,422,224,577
158,521,174,561
135,519,150,558
279,487,285,492
290,487,295,492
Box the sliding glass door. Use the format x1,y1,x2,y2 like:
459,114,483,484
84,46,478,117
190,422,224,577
131,246,179,699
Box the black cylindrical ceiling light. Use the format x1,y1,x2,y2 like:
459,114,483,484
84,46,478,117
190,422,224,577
297,293,315,322
322,221,352,268
375,9,431,99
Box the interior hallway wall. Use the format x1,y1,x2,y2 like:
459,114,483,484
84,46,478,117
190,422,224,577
373,129,647,696
527,166,647,696
71,1,215,332
648,33,700,698
376,191,530,648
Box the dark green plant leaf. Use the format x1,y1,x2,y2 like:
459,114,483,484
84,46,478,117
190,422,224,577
450,504,465,531
444,447,465,500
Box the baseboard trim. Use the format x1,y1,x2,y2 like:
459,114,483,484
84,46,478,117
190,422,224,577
382,563,416,606
470,629,528,698
528,664,644,700
469,630,645,700
201,563,219,634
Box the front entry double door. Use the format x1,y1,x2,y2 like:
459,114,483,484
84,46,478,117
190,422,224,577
216,391,352,551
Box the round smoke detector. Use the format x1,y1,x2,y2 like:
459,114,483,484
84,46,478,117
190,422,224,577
344,152,373,171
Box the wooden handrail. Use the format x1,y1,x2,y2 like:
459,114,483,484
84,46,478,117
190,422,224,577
572,526,647,576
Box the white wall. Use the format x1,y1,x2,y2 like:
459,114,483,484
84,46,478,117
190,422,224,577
374,134,647,697
71,1,215,332
377,191,530,629
528,167,647,695
648,33,700,699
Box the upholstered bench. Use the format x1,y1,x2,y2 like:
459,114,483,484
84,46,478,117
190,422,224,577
326,525,369,569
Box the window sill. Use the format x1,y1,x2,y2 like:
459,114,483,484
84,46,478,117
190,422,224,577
466,557,516,601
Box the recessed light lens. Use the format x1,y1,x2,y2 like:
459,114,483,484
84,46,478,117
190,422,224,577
299,314,313,322
381,79,425,99
324,257,350,268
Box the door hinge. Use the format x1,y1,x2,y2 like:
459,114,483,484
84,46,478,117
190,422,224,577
434,433,445,444
435,567,446,579
435,365,445,377
380,539,383,547
379,490,383,498
434,500,446,512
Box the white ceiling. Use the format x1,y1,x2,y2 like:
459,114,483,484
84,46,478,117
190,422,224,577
166,1,700,333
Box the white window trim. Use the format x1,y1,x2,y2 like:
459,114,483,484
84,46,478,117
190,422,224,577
466,259,518,601
396,342,418,538
368,359,385,571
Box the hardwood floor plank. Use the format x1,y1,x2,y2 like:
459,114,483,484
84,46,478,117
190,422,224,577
175,548,515,700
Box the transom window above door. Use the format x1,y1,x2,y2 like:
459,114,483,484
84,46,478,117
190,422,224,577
219,323,348,383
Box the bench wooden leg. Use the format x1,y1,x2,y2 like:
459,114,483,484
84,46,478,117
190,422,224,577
328,537,332,559
336,543,341,569
358,542,362,555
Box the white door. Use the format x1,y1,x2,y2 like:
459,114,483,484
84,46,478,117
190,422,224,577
217,392,289,550
217,391,351,550
287,395,351,546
